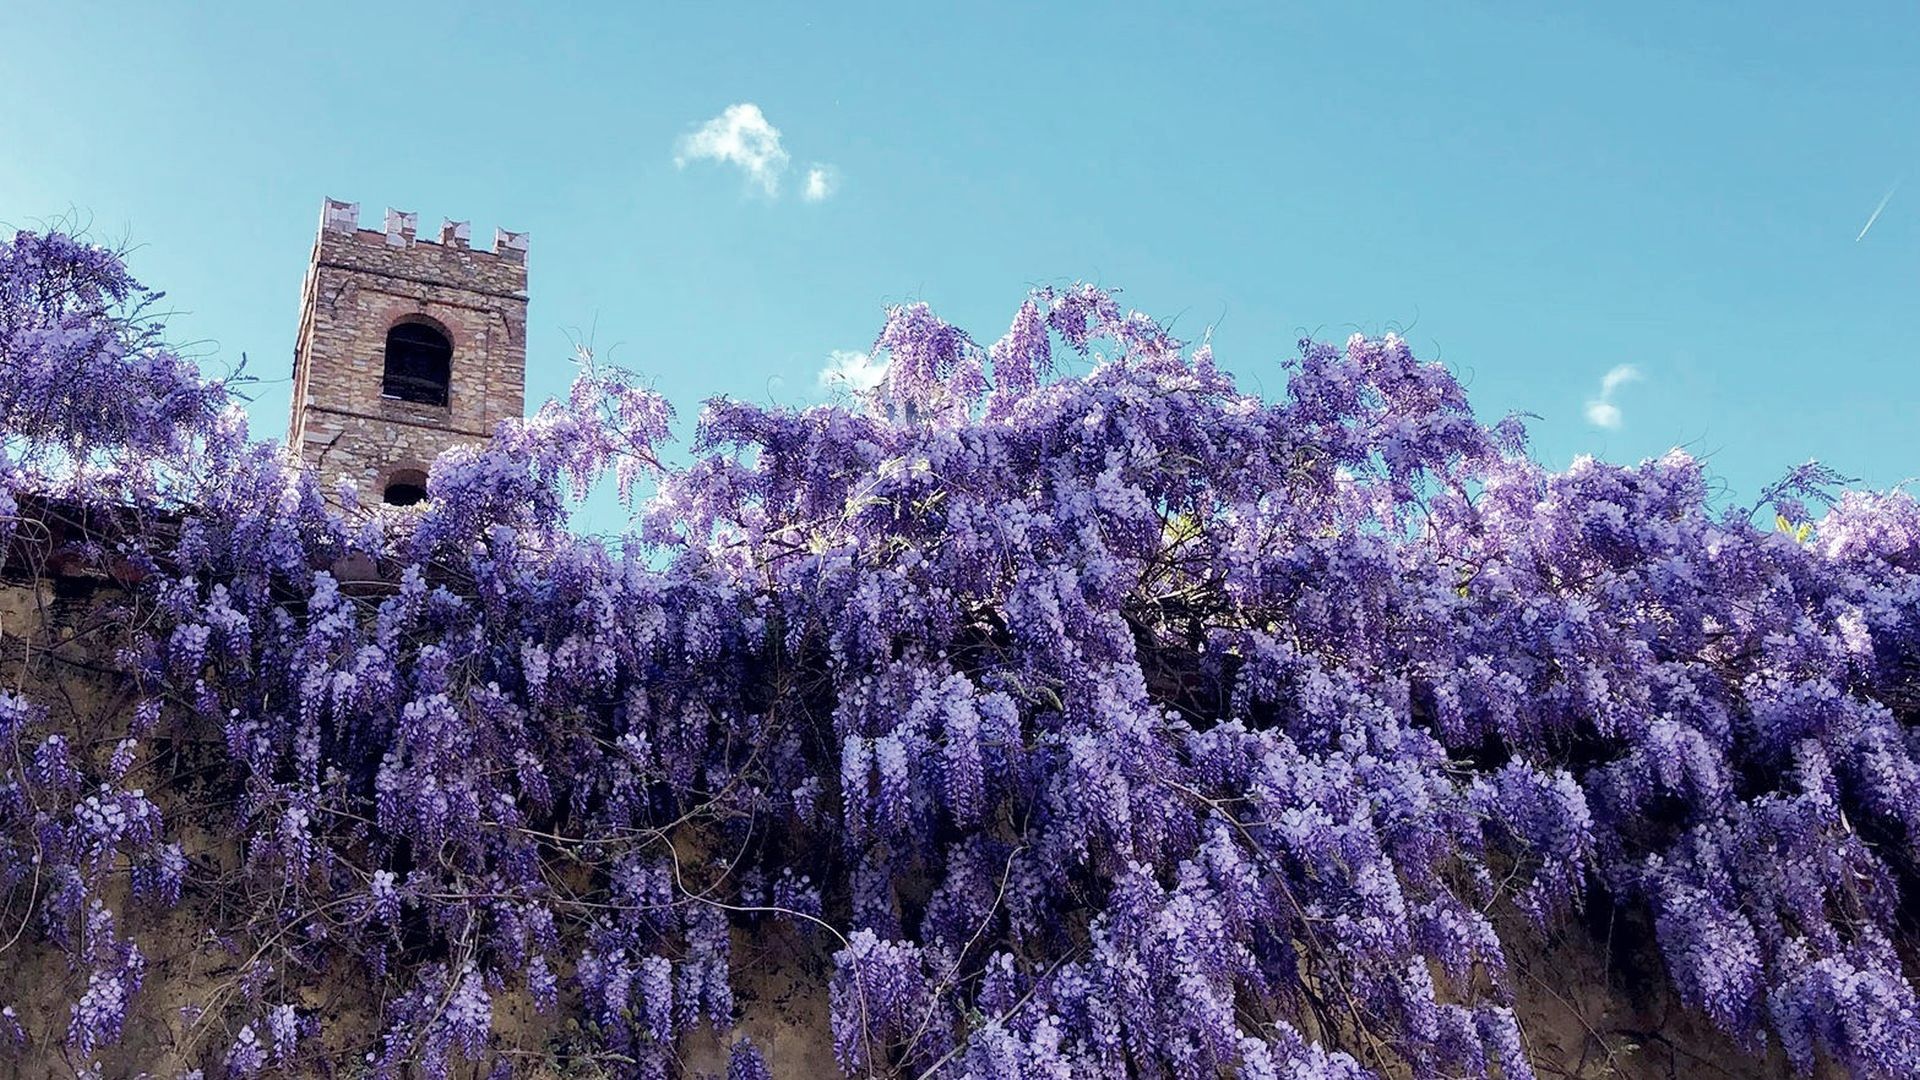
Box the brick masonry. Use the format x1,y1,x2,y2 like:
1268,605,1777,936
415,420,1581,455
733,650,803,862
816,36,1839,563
286,198,528,499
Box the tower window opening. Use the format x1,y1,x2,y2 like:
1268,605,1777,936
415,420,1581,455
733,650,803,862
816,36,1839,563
383,482,428,506
382,469,429,507
382,321,452,406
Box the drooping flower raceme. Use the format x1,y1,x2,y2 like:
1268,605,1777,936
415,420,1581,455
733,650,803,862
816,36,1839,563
5,228,1920,1079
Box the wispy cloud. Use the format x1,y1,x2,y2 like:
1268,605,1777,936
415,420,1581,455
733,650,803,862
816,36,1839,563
819,349,887,392
1599,364,1640,398
674,104,840,202
1857,180,1900,242
803,165,837,203
1583,400,1624,430
674,103,790,195
1584,363,1642,430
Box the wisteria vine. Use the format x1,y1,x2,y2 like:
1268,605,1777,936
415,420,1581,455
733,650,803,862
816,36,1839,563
4,228,1920,1078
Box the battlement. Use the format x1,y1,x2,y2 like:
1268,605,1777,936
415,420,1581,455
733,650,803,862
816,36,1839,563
316,199,529,287
291,197,530,503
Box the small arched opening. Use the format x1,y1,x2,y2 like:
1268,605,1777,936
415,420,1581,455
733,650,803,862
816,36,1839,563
382,319,452,406
382,468,430,507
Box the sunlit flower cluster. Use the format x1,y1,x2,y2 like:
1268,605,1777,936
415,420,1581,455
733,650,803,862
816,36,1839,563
3,228,1919,1078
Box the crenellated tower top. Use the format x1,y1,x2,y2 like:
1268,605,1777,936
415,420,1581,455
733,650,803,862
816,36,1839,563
287,198,529,504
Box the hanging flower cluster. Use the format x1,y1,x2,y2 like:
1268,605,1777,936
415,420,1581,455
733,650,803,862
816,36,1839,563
3,228,1920,1079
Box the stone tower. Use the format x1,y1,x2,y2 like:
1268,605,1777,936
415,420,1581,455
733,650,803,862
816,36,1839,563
287,198,528,504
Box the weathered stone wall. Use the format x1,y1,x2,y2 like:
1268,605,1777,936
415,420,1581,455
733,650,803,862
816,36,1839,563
286,199,528,498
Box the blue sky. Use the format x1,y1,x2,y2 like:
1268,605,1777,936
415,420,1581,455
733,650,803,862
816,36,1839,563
2,2,1915,527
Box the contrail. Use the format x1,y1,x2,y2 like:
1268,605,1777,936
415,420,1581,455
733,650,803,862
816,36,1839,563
1857,181,1900,242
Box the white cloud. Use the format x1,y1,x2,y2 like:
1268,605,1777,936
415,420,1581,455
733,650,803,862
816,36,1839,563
674,103,790,195
1599,364,1641,397
819,349,887,392
1583,400,1624,430
1584,364,1642,430
803,165,837,202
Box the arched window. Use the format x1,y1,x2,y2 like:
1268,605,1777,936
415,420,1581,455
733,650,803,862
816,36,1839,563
382,468,430,507
382,320,452,406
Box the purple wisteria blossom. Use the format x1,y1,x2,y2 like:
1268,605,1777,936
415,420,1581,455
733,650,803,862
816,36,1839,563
6,227,1920,1078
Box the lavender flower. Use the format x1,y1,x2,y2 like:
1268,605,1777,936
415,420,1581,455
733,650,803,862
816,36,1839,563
7,228,1920,1079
